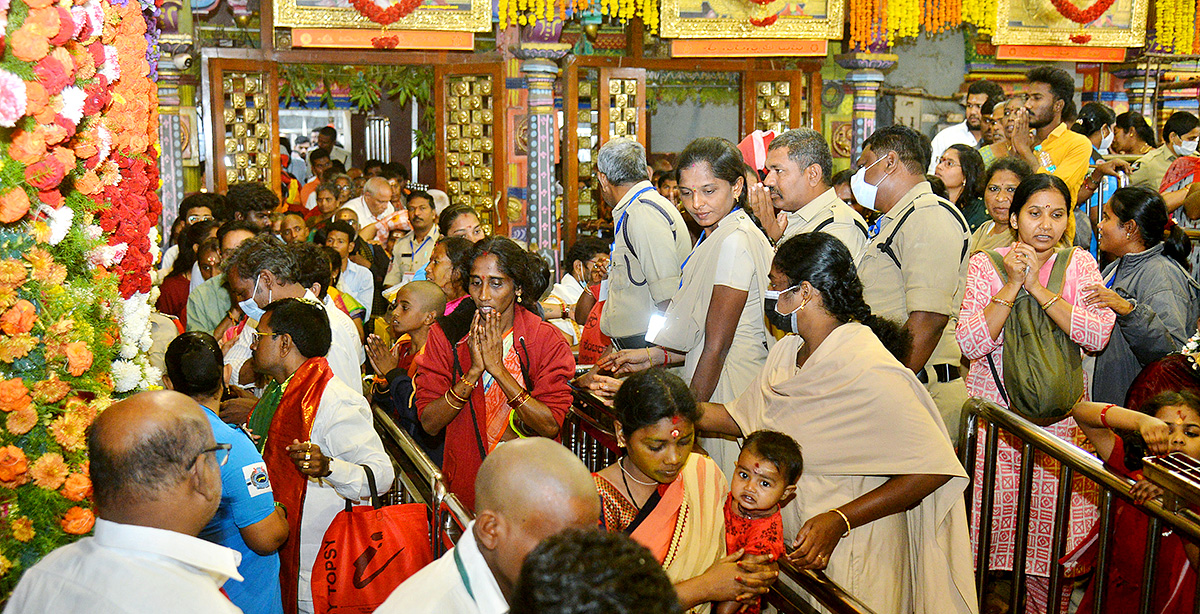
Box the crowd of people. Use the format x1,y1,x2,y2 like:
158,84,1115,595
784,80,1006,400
8,69,1200,614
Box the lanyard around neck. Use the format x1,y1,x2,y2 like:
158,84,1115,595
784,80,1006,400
453,546,476,603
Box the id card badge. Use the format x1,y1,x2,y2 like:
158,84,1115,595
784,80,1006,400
1118,171,1129,188
644,310,667,344
597,278,610,302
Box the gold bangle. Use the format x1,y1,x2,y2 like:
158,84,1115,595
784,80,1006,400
447,385,469,404
1041,294,1060,310
444,391,465,410
507,389,532,408
990,296,1015,309
829,508,852,538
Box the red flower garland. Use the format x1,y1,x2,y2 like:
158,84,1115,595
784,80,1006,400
1069,33,1092,43
749,14,778,26
349,0,422,25
371,36,399,48
1048,0,1116,24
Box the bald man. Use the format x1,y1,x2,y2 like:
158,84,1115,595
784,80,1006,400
6,391,242,614
376,439,600,614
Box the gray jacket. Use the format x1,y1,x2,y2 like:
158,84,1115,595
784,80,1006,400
1094,243,1200,404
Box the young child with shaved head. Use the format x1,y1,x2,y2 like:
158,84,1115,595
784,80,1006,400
368,280,446,460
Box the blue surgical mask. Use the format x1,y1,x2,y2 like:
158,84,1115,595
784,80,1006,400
238,274,270,323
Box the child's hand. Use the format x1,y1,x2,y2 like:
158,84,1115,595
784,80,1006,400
1130,479,1164,506
365,334,399,376
1136,414,1171,455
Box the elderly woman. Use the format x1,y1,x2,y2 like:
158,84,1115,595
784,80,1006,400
596,368,777,614
414,237,574,510
956,173,1115,614
604,137,774,475
696,232,975,614
1087,186,1200,404
423,236,474,315
967,157,1033,254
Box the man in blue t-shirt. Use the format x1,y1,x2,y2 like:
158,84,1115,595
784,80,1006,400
200,407,289,614
163,331,290,614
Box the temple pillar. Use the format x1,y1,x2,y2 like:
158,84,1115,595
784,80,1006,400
835,53,897,162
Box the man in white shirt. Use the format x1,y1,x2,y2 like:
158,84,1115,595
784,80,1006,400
748,128,869,260
249,298,393,614
383,190,439,288
928,79,1005,173
323,221,375,313
222,236,364,392
6,390,242,614
343,177,398,234
376,438,600,614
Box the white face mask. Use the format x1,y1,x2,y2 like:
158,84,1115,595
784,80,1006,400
1177,139,1198,157
238,274,270,323
1098,127,1114,155
850,156,888,211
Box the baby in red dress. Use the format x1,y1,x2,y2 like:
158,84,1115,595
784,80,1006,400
718,430,803,614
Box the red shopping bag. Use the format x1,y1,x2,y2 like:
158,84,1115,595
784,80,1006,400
311,466,435,613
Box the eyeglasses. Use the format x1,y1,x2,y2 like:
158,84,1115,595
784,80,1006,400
250,331,279,347
190,443,232,469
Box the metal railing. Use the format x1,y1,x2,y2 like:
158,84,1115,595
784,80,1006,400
373,407,472,556
959,397,1200,614
563,384,879,614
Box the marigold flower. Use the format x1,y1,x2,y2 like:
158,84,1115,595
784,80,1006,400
0,446,29,486
49,413,86,451
8,130,47,165
0,555,11,576
61,472,91,501
6,406,38,436
63,341,93,376
0,261,25,288
32,375,71,404
0,378,32,413
0,188,30,225
29,453,68,490
10,26,50,62
0,288,16,311
0,334,37,363
61,507,93,535
0,300,37,335
11,517,34,542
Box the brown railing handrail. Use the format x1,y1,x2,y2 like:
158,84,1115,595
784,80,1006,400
961,397,1200,543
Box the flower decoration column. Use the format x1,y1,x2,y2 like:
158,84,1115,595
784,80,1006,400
835,52,897,162
0,0,160,595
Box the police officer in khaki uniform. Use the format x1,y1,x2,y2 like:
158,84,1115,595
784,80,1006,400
852,125,972,445
748,128,870,260
596,138,692,350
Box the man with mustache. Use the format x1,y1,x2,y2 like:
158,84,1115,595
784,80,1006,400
747,128,869,260
384,190,440,288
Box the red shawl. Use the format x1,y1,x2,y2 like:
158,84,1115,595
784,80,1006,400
1160,156,1200,194
263,357,333,614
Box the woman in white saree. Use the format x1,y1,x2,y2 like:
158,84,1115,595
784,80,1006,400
697,232,978,614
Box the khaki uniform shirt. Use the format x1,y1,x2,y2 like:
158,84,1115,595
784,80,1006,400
383,227,439,288
599,181,692,339
859,181,970,367
1129,144,1178,191
779,187,870,260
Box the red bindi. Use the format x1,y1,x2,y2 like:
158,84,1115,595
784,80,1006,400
671,415,681,424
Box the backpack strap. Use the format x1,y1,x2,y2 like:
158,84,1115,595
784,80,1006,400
876,197,969,270
1047,247,1075,295
984,249,1008,285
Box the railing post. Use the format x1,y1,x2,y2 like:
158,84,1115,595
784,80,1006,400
976,420,1000,606
1138,516,1162,614
1046,464,1074,614
960,408,979,517
1010,441,1037,613
1093,490,1115,614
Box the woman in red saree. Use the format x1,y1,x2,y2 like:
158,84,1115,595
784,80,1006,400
1161,154,1200,278
414,237,575,511
595,368,777,614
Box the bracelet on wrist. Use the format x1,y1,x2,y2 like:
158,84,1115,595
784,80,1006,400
444,391,465,410
507,389,532,409
509,410,533,438
829,508,852,537
1041,294,1060,310
990,295,1015,309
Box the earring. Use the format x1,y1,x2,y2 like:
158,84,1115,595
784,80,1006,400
516,289,523,301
